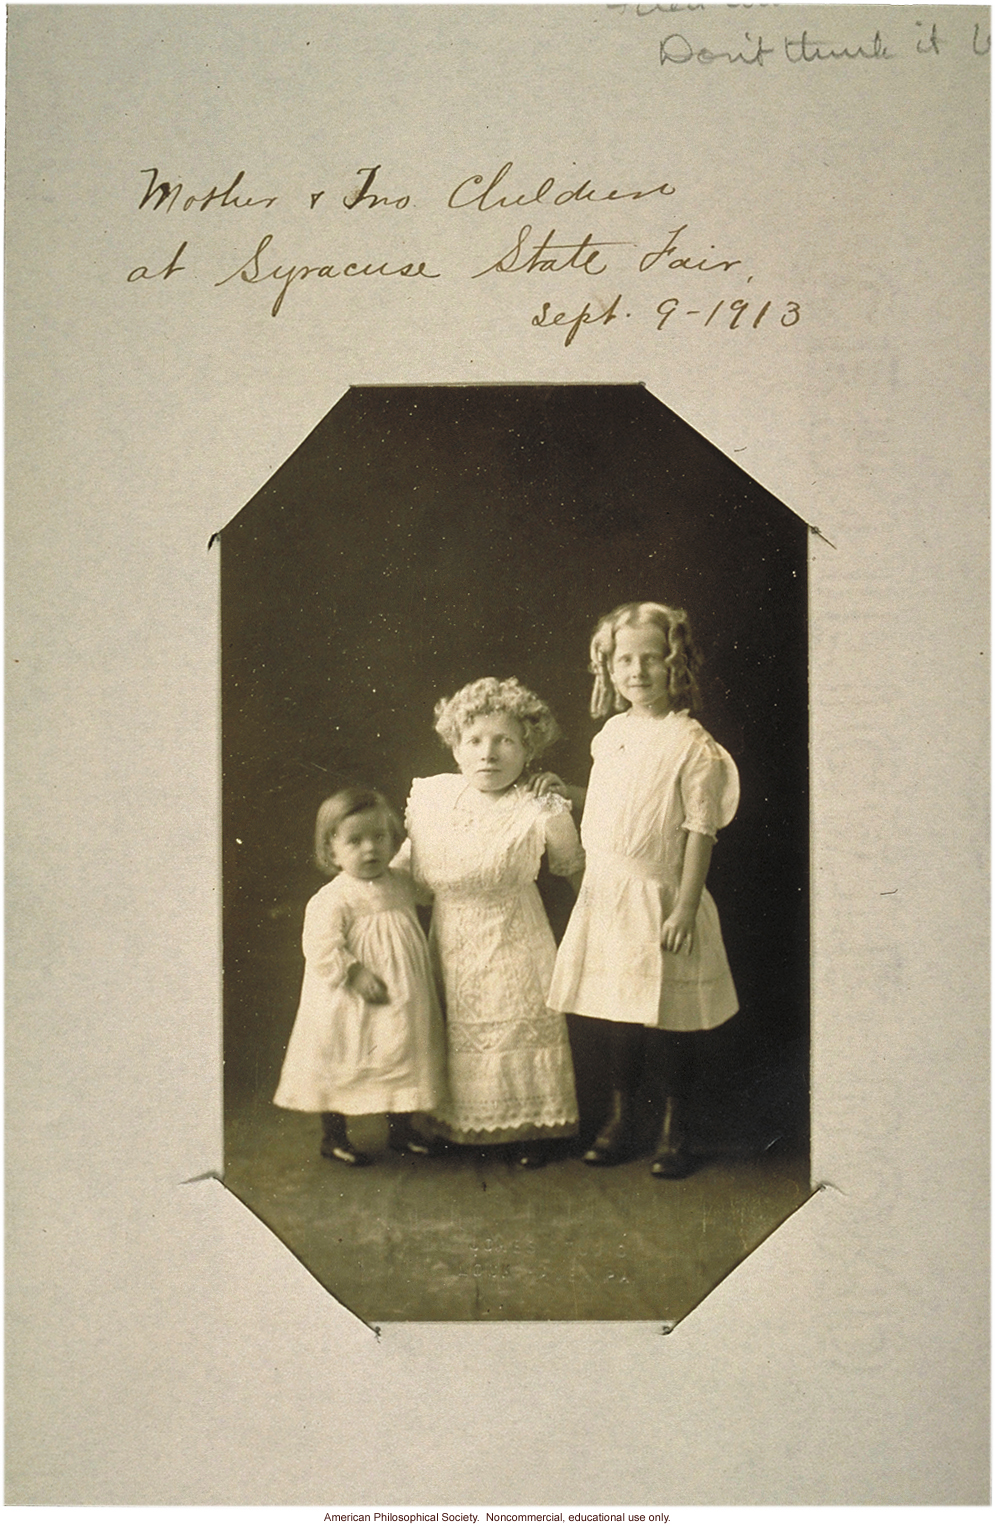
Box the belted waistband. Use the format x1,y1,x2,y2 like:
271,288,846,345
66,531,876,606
586,848,670,881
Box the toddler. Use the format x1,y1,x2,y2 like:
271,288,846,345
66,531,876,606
274,787,446,1164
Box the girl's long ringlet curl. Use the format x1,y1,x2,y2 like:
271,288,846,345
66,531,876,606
589,601,703,718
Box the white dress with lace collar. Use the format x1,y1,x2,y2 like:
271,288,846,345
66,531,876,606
397,773,583,1143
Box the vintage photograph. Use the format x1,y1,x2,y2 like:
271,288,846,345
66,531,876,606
222,383,811,1322
7,0,988,1502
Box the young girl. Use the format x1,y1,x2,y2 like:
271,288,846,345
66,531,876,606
394,677,584,1168
545,603,739,1178
273,787,447,1165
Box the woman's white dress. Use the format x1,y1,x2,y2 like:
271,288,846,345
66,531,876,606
273,868,447,1115
399,774,583,1143
548,709,739,1032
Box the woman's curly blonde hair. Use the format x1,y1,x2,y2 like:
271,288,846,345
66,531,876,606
589,602,702,718
433,676,561,762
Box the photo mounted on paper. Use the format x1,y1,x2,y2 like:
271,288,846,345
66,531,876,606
220,384,811,1324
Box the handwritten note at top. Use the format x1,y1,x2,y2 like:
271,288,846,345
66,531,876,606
610,5,990,67
126,0,987,348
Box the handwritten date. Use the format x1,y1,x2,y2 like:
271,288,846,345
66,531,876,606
655,295,800,329
531,294,622,346
527,293,802,347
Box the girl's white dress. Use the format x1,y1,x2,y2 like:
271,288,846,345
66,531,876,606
548,709,739,1032
398,774,584,1143
273,869,446,1115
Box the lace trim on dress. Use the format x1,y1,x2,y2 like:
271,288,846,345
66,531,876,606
446,1015,572,1053
536,789,572,817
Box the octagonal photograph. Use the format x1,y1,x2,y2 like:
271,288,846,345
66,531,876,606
222,384,811,1324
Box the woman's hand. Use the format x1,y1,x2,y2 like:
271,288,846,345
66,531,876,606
347,962,389,1004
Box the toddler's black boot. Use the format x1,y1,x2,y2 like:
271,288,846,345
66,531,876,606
320,1111,373,1167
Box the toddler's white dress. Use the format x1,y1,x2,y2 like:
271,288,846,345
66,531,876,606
548,709,739,1032
398,774,583,1143
273,868,446,1116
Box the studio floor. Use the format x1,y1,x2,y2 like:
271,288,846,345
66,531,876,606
224,1097,812,1325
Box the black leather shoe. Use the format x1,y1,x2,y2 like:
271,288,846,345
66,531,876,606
512,1145,548,1169
583,1089,637,1166
650,1097,693,1178
389,1132,445,1157
320,1140,374,1167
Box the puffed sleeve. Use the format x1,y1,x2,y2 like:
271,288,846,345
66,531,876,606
391,836,412,875
539,791,586,878
390,835,434,906
679,736,740,840
389,779,435,904
301,885,355,986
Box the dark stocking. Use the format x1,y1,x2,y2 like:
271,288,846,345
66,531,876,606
644,1031,695,1178
583,1021,646,1166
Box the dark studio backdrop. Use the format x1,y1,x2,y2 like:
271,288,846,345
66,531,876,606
222,385,809,1157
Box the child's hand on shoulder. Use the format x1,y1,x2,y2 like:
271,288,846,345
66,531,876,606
525,772,586,813
524,770,566,797
347,962,389,1004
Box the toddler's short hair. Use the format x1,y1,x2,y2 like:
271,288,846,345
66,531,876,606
314,787,403,876
433,676,561,761
589,602,702,718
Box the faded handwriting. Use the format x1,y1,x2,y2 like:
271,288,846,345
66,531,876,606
215,233,440,316
611,4,776,12
139,168,277,212
660,32,773,65
472,225,633,278
624,7,991,63
661,28,894,65
613,0,988,61
449,160,676,211
915,22,944,56
784,29,893,62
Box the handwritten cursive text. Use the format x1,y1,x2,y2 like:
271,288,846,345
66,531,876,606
139,168,277,213
215,233,440,316
660,32,773,64
450,161,676,211
531,293,623,345
472,225,632,278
